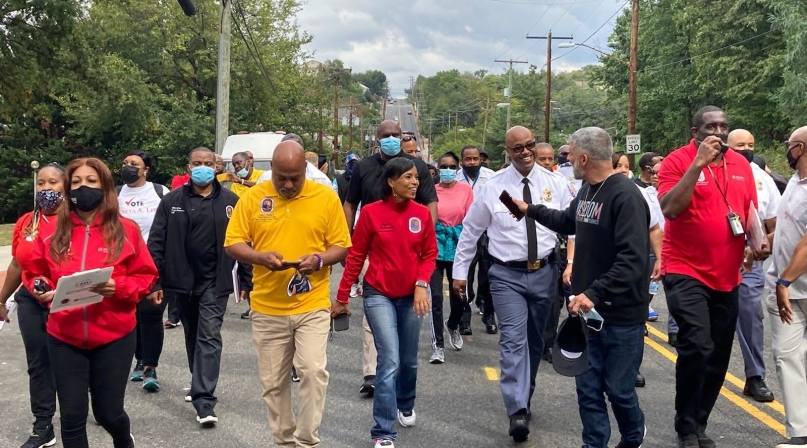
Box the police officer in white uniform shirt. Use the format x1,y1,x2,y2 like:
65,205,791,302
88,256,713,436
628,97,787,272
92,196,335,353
727,129,781,402
256,133,333,188
556,144,582,196
452,126,573,443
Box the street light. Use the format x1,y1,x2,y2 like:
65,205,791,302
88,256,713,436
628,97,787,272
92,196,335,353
31,160,39,211
496,103,510,108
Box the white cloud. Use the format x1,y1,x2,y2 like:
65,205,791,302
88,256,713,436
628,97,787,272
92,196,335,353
297,0,627,96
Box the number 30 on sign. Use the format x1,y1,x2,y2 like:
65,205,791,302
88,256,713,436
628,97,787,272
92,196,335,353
626,134,641,154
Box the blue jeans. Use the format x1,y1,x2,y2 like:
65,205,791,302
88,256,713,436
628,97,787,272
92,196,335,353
576,323,646,448
363,294,423,441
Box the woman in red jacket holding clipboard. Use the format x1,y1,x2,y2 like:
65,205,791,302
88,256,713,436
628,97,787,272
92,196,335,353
334,157,438,448
29,158,158,448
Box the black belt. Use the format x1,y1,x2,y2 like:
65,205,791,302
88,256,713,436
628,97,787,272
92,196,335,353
491,254,553,271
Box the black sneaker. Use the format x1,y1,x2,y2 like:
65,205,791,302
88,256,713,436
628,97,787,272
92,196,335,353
678,433,699,448
459,323,473,336
240,309,250,319
130,360,144,382
21,424,55,448
359,375,375,397
635,372,646,388
196,403,218,426
508,410,530,443
291,367,300,383
143,367,160,392
696,426,716,448
668,332,679,347
777,436,807,447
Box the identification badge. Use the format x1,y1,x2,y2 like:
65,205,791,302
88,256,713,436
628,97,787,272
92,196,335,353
727,212,744,237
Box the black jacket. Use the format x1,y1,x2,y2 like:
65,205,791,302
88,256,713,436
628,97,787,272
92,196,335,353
335,172,351,205
147,181,251,297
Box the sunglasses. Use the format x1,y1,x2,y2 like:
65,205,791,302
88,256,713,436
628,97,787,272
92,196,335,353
508,141,537,154
439,164,458,170
650,170,659,175
402,135,417,142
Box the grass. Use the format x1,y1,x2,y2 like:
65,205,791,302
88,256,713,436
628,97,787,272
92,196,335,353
0,223,15,247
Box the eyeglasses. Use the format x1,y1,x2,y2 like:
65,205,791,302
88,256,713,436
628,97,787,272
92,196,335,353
650,170,659,175
439,164,458,170
507,141,537,154
402,135,417,142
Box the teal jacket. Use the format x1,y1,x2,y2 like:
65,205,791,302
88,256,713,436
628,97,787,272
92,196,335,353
436,222,463,262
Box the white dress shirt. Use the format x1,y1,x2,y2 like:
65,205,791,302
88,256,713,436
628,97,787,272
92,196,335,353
556,162,583,197
452,164,574,280
645,186,664,231
456,166,497,196
256,162,333,188
751,162,781,221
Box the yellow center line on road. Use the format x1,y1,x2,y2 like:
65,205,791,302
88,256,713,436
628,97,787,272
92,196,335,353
484,367,499,381
643,325,787,437
645,325,785,416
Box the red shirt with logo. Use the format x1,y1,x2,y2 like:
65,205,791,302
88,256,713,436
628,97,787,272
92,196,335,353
12,212,58,287
337,197,438,302
658,140,758,291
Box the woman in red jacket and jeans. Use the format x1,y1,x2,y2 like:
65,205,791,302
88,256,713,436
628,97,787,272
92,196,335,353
334,157,438,448
30,158,158,448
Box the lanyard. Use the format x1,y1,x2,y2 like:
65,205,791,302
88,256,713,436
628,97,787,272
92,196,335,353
706,160,733,213
463,170,479,188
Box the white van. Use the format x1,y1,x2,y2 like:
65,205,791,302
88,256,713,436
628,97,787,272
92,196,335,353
220,131,286,171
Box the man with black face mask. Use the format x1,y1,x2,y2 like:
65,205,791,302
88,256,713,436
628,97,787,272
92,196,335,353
658,106,770,448
726,129,781,403
333,153,360,205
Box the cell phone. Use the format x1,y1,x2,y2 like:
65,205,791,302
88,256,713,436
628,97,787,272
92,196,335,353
281,260,301,267
499,191,525,221
696,140,730,154
331,313,349,332
34,278,52,294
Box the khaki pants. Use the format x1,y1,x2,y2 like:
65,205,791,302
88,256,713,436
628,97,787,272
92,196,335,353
252,308,330,448
766,294,807,437
359,259,378,377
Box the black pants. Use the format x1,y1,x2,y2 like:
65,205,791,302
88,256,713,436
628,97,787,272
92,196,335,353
430,260,466,347
15,287,56,428
48,331,136,448
174,288,228,412
166,293,181,324
468,241,494,320
542,270,570,351
664,273,739,436
134,297,168,367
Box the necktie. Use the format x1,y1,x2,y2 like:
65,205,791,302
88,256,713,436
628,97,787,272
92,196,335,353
522,178,538,264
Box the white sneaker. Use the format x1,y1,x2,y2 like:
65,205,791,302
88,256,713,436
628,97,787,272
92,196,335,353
446,320,463,351
349,283,363,298
397,409,416,427
429,347,445,364
374,439,394,448
184,394,192,402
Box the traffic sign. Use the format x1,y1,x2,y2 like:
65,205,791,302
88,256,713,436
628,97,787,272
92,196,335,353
626,134,641,154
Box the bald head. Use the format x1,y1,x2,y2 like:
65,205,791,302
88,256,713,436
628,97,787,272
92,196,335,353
728,129,755,151
281,133,304,147
376,120,402,139
790,126,807,143
272,141,306,198
505,126,532,147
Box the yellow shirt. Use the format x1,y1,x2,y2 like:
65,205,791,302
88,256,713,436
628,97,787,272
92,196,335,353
216,173,229,183
224,179,352,316
229,169,265,198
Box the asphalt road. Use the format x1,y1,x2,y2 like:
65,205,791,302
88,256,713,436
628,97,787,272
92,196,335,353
386,99,418,139
0,265,790,447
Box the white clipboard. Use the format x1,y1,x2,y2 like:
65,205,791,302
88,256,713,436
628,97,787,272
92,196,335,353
745,206,766,252
49,267,114,313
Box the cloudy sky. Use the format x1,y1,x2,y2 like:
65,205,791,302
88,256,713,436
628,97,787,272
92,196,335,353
297,0,629,96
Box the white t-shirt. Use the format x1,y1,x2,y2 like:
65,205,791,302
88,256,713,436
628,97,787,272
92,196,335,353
256,162,333,188
117,182,169,241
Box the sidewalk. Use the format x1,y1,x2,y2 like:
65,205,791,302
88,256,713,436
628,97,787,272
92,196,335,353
0,245,10,285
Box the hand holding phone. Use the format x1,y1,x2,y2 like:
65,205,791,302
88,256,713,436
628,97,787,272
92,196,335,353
34,278,52,294
499,191,525,221
281,259,301,268
331,313,349,331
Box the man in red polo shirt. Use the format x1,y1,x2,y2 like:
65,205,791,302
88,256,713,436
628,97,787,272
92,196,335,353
658,105,769,448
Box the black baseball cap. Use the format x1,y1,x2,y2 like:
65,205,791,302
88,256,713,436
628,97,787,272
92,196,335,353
552,314,589,377
479,148,489,157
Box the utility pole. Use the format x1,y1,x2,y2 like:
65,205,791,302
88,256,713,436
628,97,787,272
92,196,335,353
628,0,640,169
318,107,324,153
494,58,528,132
330,67,351,171
214,0,231,154
482,97,490,149
527,31,573,142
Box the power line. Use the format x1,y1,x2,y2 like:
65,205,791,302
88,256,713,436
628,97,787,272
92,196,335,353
550,0,629,63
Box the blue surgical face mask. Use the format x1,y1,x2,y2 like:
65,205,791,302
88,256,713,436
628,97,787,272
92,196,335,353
379,137,401,156
190,166,215,186
236,168,249,178
346,163,355,175
439,169,457,183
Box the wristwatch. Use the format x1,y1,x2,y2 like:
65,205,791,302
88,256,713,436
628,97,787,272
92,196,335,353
415,280,428,289
776,278,792,288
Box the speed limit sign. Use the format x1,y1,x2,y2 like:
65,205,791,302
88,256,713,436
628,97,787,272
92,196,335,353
626,134,641,154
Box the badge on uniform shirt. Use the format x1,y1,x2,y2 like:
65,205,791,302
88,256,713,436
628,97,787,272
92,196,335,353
542,188,553,202
260,197,274,213
225,205,233,218
408,217,422,234
756,180,763,191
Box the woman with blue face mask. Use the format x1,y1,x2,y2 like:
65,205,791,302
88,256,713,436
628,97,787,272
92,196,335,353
427,152,475,364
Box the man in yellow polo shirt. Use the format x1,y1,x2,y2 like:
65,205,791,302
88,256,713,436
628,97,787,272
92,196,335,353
229,151,264,197
224,140,351,448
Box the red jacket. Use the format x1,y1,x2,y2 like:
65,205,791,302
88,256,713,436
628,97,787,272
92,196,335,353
337,197,437,303
29,213,158,349
171,174,190,190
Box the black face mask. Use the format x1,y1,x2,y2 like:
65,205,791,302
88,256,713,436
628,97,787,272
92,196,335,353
120,165,141,185
70,186,104,212
734,149,754,163
787,146,802,170
463,164,481,178
557,154,569,165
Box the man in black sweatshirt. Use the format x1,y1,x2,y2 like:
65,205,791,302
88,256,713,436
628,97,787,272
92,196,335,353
513,126,650,448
